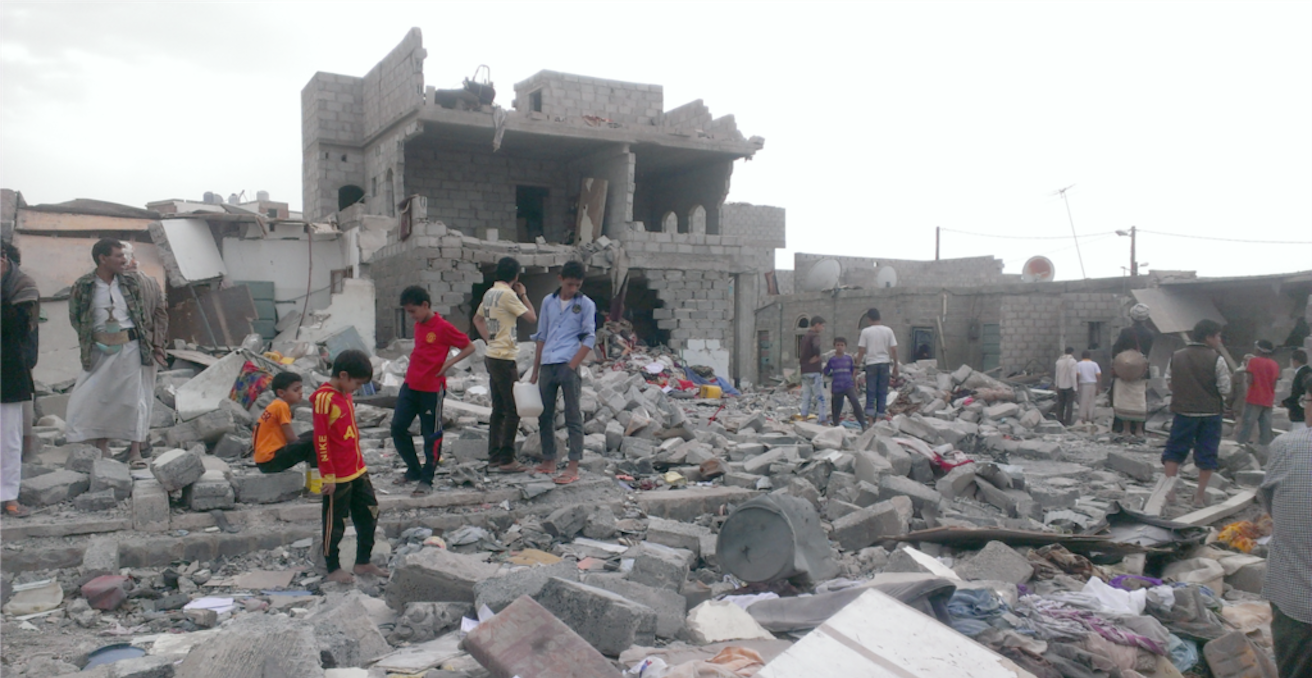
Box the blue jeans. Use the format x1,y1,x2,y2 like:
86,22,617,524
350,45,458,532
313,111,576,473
800,373,827,422
391,383,444,485
864,363,891,416
1162,414,1222,470
539,363,583,462
1236,405,1273,446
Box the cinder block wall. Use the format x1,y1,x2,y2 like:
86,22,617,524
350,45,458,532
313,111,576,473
722,203,786,250
302,73,366,221
362,27,425,139
514,71,663,127
1000,295,1065,375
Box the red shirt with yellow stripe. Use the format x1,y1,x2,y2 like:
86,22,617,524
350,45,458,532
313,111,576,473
311,384,367,483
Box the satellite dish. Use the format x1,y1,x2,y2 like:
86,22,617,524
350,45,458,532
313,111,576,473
875,266,898,288
801,258,842,292
1021,256,1056,282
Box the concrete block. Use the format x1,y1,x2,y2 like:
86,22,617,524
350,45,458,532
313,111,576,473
385,546,500,610
542,504,589,539
387,601,469,645
825,499,864,521
535,577,657,656
742,448,785,475
877,475,943,512
90,458,134,499
182,470,234,510
1014,440,1060,459
231,471,304,504
211,433,249,460
983,402,1020,419
874,438,913,476
853,480,882,507
953,541,1034,584
626,542,692,591
83,538,120,573
1204,630,1278,678
193,408,238,445
583,505,619,540
150,447,205,492
853,451,892,485
82,574,131,610
18,469,90,507
63,444,103,473
75,489,120,511
176,614,323,678
582,573,688,639
150,400,176,430
645,517,713,558
107,655,176,678
723,472,762,488
935,465,977,500
637,486,756,522
1105,450,1157,483
311,594,392,670
474,560,580,613
1225,562,1266,594
463,595,618,678
830,500,909,552
132,479,171,532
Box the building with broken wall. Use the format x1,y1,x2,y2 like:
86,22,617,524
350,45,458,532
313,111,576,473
758,251,1312,382
301,28,785,384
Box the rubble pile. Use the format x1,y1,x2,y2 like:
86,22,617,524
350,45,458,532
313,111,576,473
1,345,1284,677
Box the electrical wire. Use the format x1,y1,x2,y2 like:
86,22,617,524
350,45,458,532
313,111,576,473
940,228,1115,240
1136,229,1311,245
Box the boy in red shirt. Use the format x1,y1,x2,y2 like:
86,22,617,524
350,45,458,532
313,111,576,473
314,349,387,584
390,286,474,496
1237,339,1280,447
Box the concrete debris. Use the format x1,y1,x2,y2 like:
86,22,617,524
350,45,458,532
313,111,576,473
536,576,658,656
464,595,620,678
685,600,775,644
385,547,500,610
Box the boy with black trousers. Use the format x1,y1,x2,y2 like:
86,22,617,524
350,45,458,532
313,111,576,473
314,349,387,584
390,286,474,496
253,371,316,473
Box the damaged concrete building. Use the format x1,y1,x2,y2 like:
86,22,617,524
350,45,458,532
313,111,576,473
301,28,785,383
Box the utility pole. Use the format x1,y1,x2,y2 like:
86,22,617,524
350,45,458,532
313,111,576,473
1129,225,1137,277
935,226,940,261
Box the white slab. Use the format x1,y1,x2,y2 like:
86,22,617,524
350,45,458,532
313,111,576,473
757,589,1034,678
161,218,228,282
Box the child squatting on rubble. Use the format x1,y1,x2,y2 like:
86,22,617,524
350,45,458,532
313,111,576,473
314,349,388,584
252,371,317,474
824,337,867,428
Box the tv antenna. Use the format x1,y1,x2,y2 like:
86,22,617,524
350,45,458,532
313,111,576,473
1051,184,1087,278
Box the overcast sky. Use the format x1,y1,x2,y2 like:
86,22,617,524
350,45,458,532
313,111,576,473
2,1,1309,279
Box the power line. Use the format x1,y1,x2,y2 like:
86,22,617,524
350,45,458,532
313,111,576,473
1137,229,1312,245
940,228,1115,240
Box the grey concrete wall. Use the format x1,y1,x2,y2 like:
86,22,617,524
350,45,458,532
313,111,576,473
722,203,785,250
632,161,732,236
564,144,634,238
302,72,366,221
1000,294,1065,375
513,71,662,127
362,28,425,140
793,254,1008,291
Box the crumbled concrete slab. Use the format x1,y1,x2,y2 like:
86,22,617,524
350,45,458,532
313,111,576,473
90,458,134,499
535,577,658,656
388,602,469,645
637,486,756,521
646,517,713,558
473,560,580,613
542,504,589,539
75,488,120,511
311,593,392,669
82,538,120,573
212,433,249,460
1105,450,1157,483
464,595,618,678
132,478,170,532
877,475,942,512
63,443,102,473
232,471,304,504
582,573,688,639
182,470,235,510
686,599,775,644
386,547,500,610
18,469,89,507
953,540,1034,584
830,499,908,552
150,447,205,492
176,612,323,677
626,542,693,591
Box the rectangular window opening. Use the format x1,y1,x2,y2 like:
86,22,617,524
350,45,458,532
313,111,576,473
515,185,548,242
530,89,543,113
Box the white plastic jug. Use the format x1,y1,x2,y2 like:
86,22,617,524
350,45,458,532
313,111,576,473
514,381,544,418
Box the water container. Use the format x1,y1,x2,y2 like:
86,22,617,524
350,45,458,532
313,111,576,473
717,494,839,584
305,467,322,494
514,381,544,418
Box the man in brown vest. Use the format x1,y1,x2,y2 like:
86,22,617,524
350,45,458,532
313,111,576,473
1163,319,1231,507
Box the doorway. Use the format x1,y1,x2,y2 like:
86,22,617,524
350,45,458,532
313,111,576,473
516,186,548,242
911,327,935,361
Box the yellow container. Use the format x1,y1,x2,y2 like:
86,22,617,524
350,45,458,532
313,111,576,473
699,384,722,399
306,467,322,494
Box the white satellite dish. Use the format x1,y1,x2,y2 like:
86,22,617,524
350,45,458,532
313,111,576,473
874,266,898,288
801,258,842,292
1021,256,1056,282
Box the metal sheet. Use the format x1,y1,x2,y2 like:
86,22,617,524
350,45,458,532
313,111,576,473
1131,287,1225,335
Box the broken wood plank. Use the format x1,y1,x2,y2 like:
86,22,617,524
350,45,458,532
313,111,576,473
1174,489,1256,527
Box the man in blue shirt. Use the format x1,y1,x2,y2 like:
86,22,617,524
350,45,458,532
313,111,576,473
530,261,596,484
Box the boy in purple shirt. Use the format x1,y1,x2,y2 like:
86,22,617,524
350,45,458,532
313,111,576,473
825,337,867,428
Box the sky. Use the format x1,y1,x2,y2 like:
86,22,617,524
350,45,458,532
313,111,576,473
2,1,1309,280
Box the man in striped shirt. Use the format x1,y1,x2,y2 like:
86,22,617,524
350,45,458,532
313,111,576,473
1260,426,1312,678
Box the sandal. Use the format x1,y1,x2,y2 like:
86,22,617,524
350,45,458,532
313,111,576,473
490,463,529,474
392,475,416,486
553,473,580,485
129,459,149,470
3,502,31,518
411,483,433,497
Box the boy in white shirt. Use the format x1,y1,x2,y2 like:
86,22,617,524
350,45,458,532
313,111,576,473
1076,350,1102,423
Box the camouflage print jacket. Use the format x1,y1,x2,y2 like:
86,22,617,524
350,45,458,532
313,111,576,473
69,271,154,370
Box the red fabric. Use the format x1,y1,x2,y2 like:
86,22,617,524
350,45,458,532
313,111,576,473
312,384,366,483
405,313,471,392
1245,356,1279,407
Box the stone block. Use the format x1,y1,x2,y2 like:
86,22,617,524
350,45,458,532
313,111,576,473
1105,450,1157,483
150,400,176,430
953,541,1034,584
311,594,391,670
150,447,205,492
1014,440,1060,459
385,546,500,610
63,444,103,473
742,448,785,475
853,451,892,485
825,499,863,521
90,458,134,499
107,655,176,678
935,465,977,500
1204,630,1278,678
387,601,469,645
18,469,89,507
626,542,692,591
82,574,131,610
877,475,942,513
582,573,688,639
176,614,322,678
583,505,619,539
231,471,304,504
874,438,913,476
182,470,234,510
830,499,909,552
1225,562,1266,594
983,402,1020,419
463,595,617,678
474,560,580,613
211,433,249,460
535,577,657,656
193,408,238,445
645,517,713,557
75,489,120,512
83,538,120,573
132,479,170,532
637,486,756,522
723,472,762,489
542,504,589,539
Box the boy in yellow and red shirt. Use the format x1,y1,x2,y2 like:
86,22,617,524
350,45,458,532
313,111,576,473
313,349,387,584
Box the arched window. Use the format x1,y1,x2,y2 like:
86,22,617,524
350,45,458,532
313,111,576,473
338,185,365,211
688,205,706,235
661,211,678,234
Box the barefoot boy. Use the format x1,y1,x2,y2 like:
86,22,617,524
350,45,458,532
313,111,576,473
253,371,316,473
313,349,387,584
824,337,866,428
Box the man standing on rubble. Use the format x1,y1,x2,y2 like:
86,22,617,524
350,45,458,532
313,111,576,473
1163,319,1231,507
65,239,167,469
1258,424,1312,678
1110,303,1154,437
856,308,898,421
2,242,39,517
530,260,595,485
795,316,827,423
1283,349,1309,431
1236,339,1279,448
474,257,537,474
1054,347,1078,427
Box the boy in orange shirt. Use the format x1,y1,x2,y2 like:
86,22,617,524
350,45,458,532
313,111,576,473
313,349,387,584
253,372,316,473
